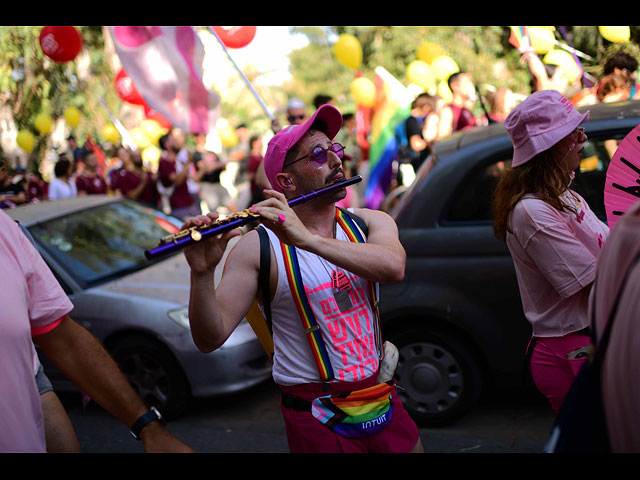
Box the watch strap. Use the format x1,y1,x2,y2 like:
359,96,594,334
130,407,163,440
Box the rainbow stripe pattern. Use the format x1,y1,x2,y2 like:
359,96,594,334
365,66,413,210
311,381,396,438
281,242,335,381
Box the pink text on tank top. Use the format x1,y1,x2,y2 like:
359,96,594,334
312,279,379,382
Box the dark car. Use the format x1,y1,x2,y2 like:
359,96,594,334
379,99,640,426
7,196,272,417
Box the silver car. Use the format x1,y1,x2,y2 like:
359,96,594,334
7,195,272,417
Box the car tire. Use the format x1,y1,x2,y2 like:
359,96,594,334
388,325,483,426
110,336,191,419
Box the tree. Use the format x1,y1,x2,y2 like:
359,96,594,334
0,26,114,171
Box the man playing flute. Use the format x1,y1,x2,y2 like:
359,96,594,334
181,104,422,453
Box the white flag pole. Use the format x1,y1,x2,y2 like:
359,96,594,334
207,27,274,121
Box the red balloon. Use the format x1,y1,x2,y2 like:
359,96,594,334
39,26,83,63
211,26,256,49
144,105,172,130
114,69,146,106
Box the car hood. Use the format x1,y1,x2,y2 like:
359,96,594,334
98,254,193,306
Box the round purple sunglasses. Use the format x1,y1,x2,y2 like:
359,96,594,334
286,142,345,168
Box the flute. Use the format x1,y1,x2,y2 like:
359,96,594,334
144,175,362,260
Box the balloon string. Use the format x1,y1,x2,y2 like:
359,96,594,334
207,27,274,121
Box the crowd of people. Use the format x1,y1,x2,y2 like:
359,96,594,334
3,44,640,454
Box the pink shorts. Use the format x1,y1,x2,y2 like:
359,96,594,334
278,376,420,453
527,330,591,413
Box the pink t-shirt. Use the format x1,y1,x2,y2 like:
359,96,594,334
0,210,73,452
506,190,609,337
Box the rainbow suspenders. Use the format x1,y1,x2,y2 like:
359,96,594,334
280,207,383,383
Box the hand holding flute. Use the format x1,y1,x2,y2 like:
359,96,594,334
145,176,362,260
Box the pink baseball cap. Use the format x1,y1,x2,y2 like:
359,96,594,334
264,104,343,192
505,90,589,167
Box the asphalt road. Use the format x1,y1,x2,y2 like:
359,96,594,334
61,379,555,454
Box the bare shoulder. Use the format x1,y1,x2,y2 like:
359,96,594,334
224,228,261,269
351,207,397,229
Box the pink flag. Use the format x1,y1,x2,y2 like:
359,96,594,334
108,26,220,134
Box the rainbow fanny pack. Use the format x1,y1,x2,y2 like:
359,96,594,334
310,380,396,438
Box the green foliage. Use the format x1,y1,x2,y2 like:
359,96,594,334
0,26,112,168
285,26,640,114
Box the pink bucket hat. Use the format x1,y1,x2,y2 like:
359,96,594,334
264,104,343,192
505,90,589,167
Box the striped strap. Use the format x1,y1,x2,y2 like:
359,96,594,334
281,243,335,381
279,207,383,382
335,208,384,361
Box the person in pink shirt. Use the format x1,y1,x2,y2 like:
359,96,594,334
589,200,640,452
492,90,610,413
0,210,193,453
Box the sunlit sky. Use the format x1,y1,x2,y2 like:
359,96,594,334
202,26,310,87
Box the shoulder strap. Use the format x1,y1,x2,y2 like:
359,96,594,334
337,206,368,237
256,225,272,333
258,209,368,328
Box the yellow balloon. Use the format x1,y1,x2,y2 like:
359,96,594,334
350,77,376,107
437,81,453,103
34,113,52,134
430,55,460,81
333,34,363,70
17,130,35,153
102,124,120,143
407,60,435,90
529,27,556,54
64,107,81,128
417,41,445,64
141,145,161,165
140,119,164,145
130,127,151,149
543,49,582,83
599,26,630,43
216,119,238,148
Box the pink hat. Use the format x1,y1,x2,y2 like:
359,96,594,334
264,104,343,192
505,90,589,167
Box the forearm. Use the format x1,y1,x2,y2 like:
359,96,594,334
301,233,405,284
188,272,232,352
35,317,148,427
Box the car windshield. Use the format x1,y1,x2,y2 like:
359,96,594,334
29,201,182,288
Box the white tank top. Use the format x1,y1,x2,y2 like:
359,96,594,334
261,220,380,386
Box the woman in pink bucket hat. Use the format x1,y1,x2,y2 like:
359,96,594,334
492,90,610,413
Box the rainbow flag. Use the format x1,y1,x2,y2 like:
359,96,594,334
508,26,530,50
365,67,413,209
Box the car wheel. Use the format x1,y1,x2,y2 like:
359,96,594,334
110,337,191,419
388,326,483,426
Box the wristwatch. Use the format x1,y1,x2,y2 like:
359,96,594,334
130,407,164,440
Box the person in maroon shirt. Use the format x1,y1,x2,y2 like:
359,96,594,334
111,150,158,208
75,151,108,196
441,72,479,136
157,132,200,220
